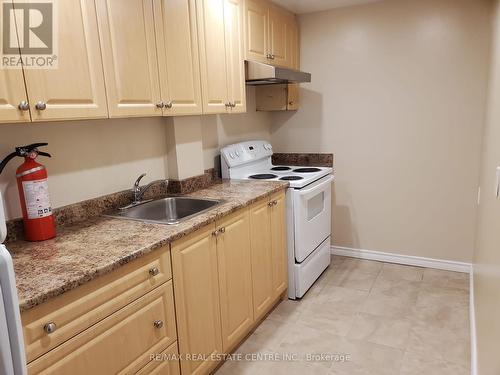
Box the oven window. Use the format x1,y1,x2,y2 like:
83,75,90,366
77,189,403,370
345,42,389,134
307,192,325,220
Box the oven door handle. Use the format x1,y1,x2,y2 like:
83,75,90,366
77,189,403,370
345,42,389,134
298,175,334,200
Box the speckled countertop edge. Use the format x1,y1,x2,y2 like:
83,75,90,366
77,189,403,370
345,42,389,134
9,180,288,312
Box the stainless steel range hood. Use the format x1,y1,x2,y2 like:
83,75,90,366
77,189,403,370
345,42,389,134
245,60,311,85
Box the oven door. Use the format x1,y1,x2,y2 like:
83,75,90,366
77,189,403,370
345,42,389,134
293,175,333,263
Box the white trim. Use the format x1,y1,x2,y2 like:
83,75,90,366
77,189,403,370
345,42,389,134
470,264,477,375
330,246,472,273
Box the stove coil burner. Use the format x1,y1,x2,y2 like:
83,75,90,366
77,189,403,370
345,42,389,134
280,176,304,181
249,174,278,180
293,167,322,173
271,166,292,171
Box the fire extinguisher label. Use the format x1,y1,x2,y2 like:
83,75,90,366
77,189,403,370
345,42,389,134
22,179,53,220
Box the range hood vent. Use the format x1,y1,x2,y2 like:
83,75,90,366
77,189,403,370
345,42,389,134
245,60,311,85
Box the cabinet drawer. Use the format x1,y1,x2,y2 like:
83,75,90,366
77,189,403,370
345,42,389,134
137,341,180,375
28,280,177,375
22,246,172,362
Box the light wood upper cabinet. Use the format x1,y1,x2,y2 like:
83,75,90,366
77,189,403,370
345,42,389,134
0,70,31,123
244,0,268,64
268,5,289,67
171,224,223,375
196,0,229,114
244,0,299,69
249,198,274,321
196,0,246,114
17,0,107,122
154,0,203,115
216,210,254,352
96,0,162,118
270,191,287,298
224,0,246,113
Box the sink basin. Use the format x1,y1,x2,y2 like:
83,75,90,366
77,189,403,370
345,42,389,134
107,197,222,225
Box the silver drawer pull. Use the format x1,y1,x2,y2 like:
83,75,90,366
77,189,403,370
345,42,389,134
156,101,165,108
268,201,274,207
149,267,159,277
35,101,47,110
219,227,225,234
18,101,30,111
44,322,57,334
153,320,164,329
165,101,173,109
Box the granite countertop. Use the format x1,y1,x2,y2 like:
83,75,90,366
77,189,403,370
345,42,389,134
8,180,288,312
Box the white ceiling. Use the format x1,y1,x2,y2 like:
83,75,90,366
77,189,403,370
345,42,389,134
271,0,383,14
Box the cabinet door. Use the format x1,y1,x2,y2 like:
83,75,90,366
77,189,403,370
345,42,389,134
288,17,299,69
287,83,299,110
96,0,162,118
270,192,287,298
18,0,107,121
223,0,246,113
244,0,268,64
154,0,203,116
196,0,229,114
0,70,30,123
249,199,274,321
171,224,223,375
268,5,288,67
216,210,254,352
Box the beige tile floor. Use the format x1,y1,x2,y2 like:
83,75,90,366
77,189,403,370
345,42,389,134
216,256,470,375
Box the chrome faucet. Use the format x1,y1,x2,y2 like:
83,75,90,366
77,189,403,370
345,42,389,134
120,173,168,210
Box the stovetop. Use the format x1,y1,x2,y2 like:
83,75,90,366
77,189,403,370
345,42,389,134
220,140,333,189
243,165,332,188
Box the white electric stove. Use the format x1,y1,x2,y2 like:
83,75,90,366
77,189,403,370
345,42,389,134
221,140,333,299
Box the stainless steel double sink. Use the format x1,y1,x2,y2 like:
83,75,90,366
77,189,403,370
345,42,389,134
107,197,222,225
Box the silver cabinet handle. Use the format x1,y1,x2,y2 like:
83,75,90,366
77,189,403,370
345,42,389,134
156,102,165,108
149,267,159,277
231,102,236,108
18,101,30,111
44,322,57,334
270,54,275,60
219,227,225,234
266,53,272,59
212,229,220,237
153,320,164,329
225,102,231,107
35,101,46,110
268,200,278,207
268,201,274,207
165,101,173,109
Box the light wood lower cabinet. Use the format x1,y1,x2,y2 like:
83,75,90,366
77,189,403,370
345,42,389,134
171,223,223,375
172,191,287,374
270,191,287,298
136,341,181,375
27,281,177,375
249,198,274,320
216,210,254,352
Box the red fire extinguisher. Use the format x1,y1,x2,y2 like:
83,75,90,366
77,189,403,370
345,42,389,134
0,143,56,241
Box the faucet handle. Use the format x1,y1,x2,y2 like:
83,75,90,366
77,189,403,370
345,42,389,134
133,173,147,189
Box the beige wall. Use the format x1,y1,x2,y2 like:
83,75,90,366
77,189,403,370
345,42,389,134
0,117,169,220
0,87,271,221
202,86,272,170
270,0,492,262
474,1,500,373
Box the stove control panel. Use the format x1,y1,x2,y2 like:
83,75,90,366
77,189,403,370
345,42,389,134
220,140,273,168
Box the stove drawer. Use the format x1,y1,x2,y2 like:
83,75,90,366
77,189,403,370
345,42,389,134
293,175,333,263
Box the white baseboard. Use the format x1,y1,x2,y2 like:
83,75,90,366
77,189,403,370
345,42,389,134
330,246,472,273
470,265,477,375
